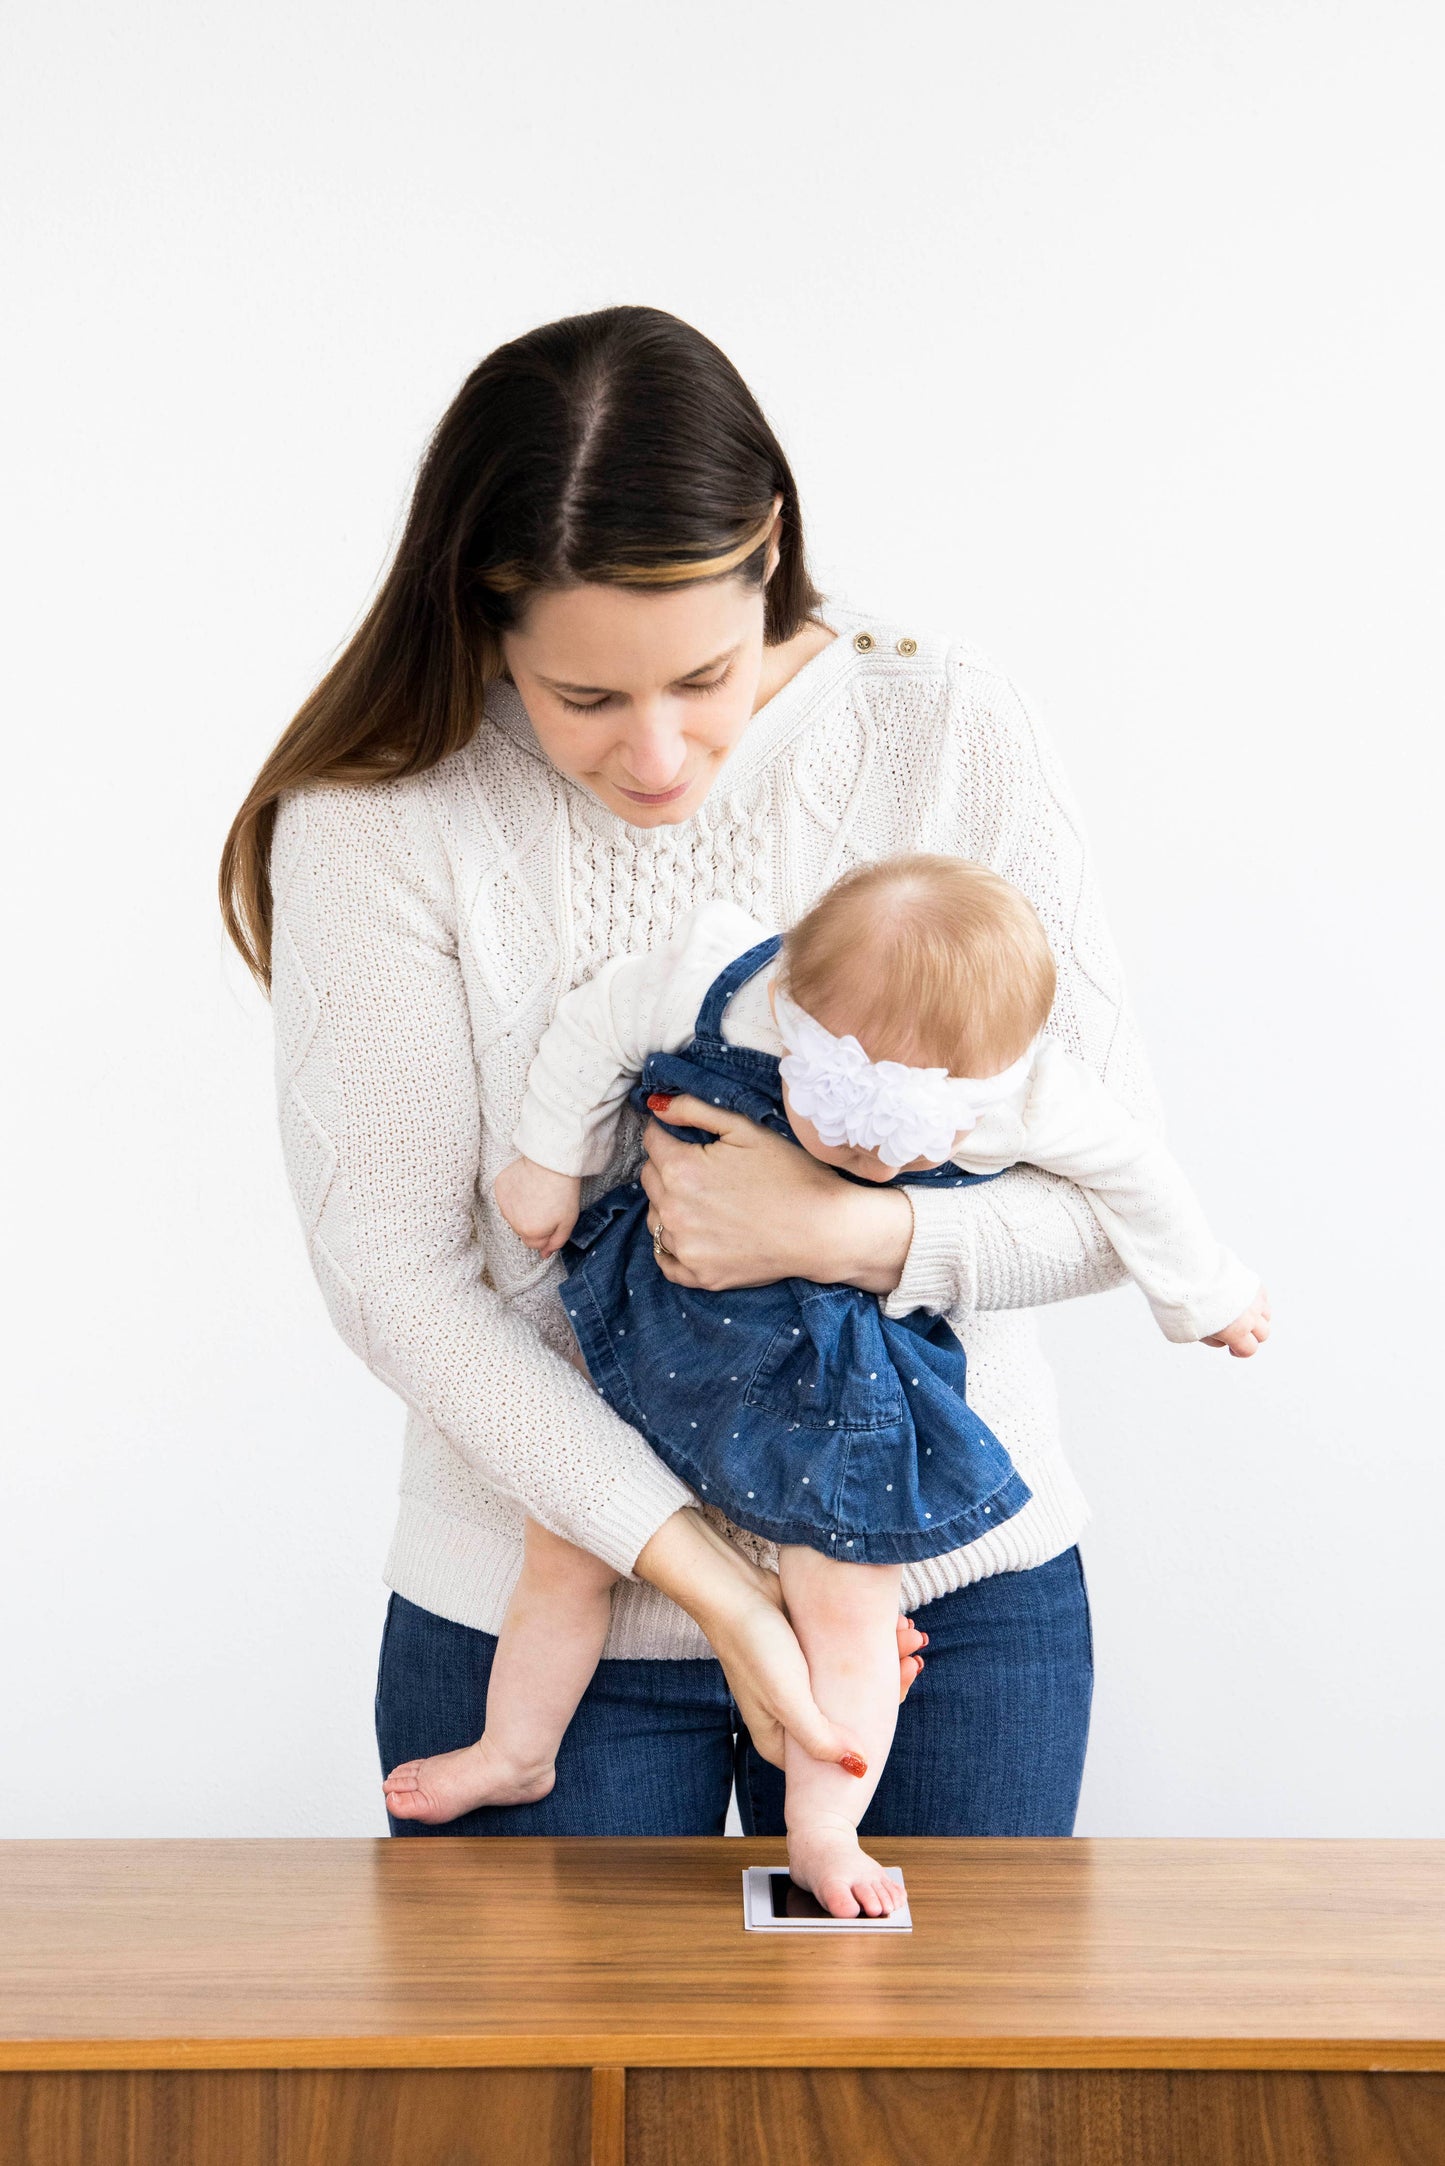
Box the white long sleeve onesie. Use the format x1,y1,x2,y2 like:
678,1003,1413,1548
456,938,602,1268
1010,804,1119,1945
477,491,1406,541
513,900,1259,1347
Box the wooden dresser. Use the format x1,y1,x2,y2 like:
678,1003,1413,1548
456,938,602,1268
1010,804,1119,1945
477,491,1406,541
3,1836,1443,2163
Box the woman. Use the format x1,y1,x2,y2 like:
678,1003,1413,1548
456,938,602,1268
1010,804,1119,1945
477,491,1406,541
221,303,1141,1839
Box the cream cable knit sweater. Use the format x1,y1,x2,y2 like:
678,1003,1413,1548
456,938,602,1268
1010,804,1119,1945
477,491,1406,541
270,599,1166,1657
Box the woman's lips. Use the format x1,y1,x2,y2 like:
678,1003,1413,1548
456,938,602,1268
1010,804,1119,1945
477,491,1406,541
613,776,693,804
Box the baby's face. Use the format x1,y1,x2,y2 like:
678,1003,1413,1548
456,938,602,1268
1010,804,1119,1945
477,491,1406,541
779,1081,972,1180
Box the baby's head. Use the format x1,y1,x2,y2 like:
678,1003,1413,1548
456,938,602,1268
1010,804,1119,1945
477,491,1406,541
769,854,1056,1181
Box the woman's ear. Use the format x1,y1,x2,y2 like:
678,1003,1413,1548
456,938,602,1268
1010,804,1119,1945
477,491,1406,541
763,492,785,583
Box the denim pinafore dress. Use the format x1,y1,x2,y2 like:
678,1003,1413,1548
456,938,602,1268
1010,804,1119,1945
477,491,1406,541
556,937,1034,1566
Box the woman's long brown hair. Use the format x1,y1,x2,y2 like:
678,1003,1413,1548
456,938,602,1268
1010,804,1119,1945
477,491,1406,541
219,304,828,991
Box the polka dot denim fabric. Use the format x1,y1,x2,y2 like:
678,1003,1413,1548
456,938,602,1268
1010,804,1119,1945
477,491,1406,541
556,938,1034,1566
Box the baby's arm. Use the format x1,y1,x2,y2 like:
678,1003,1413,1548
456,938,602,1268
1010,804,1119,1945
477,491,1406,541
494,901,774,1250
984,1036,1268,1350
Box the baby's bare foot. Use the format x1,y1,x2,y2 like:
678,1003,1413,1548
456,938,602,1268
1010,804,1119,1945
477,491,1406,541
382,1736,555,1823
787,1820,901,1920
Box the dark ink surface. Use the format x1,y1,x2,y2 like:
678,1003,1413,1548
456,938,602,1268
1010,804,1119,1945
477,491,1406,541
769,1875,838,1921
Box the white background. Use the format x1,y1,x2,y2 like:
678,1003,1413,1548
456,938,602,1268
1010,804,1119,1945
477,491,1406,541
4,1,1441,1839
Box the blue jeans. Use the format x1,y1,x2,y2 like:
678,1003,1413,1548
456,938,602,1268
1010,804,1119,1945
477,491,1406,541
374,1546,1094,1837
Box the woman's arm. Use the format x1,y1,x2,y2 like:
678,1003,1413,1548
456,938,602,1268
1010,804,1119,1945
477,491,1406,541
270,776,694,1576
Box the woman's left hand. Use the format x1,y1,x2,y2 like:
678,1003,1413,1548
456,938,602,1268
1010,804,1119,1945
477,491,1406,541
638,1092,913,1293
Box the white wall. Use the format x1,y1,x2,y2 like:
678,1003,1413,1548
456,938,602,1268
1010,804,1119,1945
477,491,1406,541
4,0,1441,1838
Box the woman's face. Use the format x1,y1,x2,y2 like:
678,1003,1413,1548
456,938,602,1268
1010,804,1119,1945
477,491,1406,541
499,510,782,828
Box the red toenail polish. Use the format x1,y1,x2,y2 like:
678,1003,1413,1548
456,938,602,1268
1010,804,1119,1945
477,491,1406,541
840,1752,868,1778
646,1092,675,1111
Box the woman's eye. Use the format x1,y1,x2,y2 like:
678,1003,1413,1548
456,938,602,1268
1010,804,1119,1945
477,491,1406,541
685,667,734,699
558,666,733,717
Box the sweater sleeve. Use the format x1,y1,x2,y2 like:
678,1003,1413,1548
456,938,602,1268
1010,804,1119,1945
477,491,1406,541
882,656,1172,1323
269,777,693,1577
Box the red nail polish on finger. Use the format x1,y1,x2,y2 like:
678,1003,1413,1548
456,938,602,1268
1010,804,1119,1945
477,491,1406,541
839,1752,868,1778
646,1093,675,1111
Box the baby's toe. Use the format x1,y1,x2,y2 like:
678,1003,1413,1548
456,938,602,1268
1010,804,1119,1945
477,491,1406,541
817,1874,862,1920
859,1868,901,1917
384,1786,430,1819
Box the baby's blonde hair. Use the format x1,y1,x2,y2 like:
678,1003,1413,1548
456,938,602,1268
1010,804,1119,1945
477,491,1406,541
778,854,1056,1075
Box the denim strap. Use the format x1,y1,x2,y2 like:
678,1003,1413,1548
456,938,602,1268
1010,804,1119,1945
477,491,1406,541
692,934,783,1047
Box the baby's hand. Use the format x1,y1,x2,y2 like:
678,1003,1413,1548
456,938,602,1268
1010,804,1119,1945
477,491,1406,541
1202,1283,1272,1358
492,1156,581,1257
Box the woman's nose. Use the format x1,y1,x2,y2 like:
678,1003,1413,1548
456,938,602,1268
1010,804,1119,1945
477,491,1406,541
618,703,688,788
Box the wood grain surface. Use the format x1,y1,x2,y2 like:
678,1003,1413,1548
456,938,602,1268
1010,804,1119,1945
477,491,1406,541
626,2069,1445,2166
2,1838,1443,2073
4,2068,1442,2166
592,2066,627,2166
0,2068,588,2166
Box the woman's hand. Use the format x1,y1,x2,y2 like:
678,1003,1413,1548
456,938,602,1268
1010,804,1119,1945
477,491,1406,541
633,1509,928,1768
638,1093,914,1294
897,1615,927,1701
635,1508,861,1770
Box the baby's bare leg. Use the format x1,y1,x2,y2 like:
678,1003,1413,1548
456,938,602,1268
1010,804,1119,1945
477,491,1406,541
382,1518,619,1823
778,1545,905,1919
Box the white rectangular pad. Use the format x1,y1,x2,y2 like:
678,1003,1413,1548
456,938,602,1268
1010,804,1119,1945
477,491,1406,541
741,1864,912,1933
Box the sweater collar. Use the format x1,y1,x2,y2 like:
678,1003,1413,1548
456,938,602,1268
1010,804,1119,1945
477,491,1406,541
479,599,868,845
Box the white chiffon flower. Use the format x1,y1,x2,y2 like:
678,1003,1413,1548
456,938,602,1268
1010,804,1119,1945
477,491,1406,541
861,1060,972,1168
777,1006,876,1141
772,987,1034,1169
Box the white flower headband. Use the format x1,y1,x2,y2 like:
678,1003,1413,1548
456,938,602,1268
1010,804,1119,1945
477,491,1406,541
772,987,1035,1168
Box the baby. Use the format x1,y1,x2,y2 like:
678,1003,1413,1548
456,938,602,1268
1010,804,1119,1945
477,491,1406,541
384,854,1269,1915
